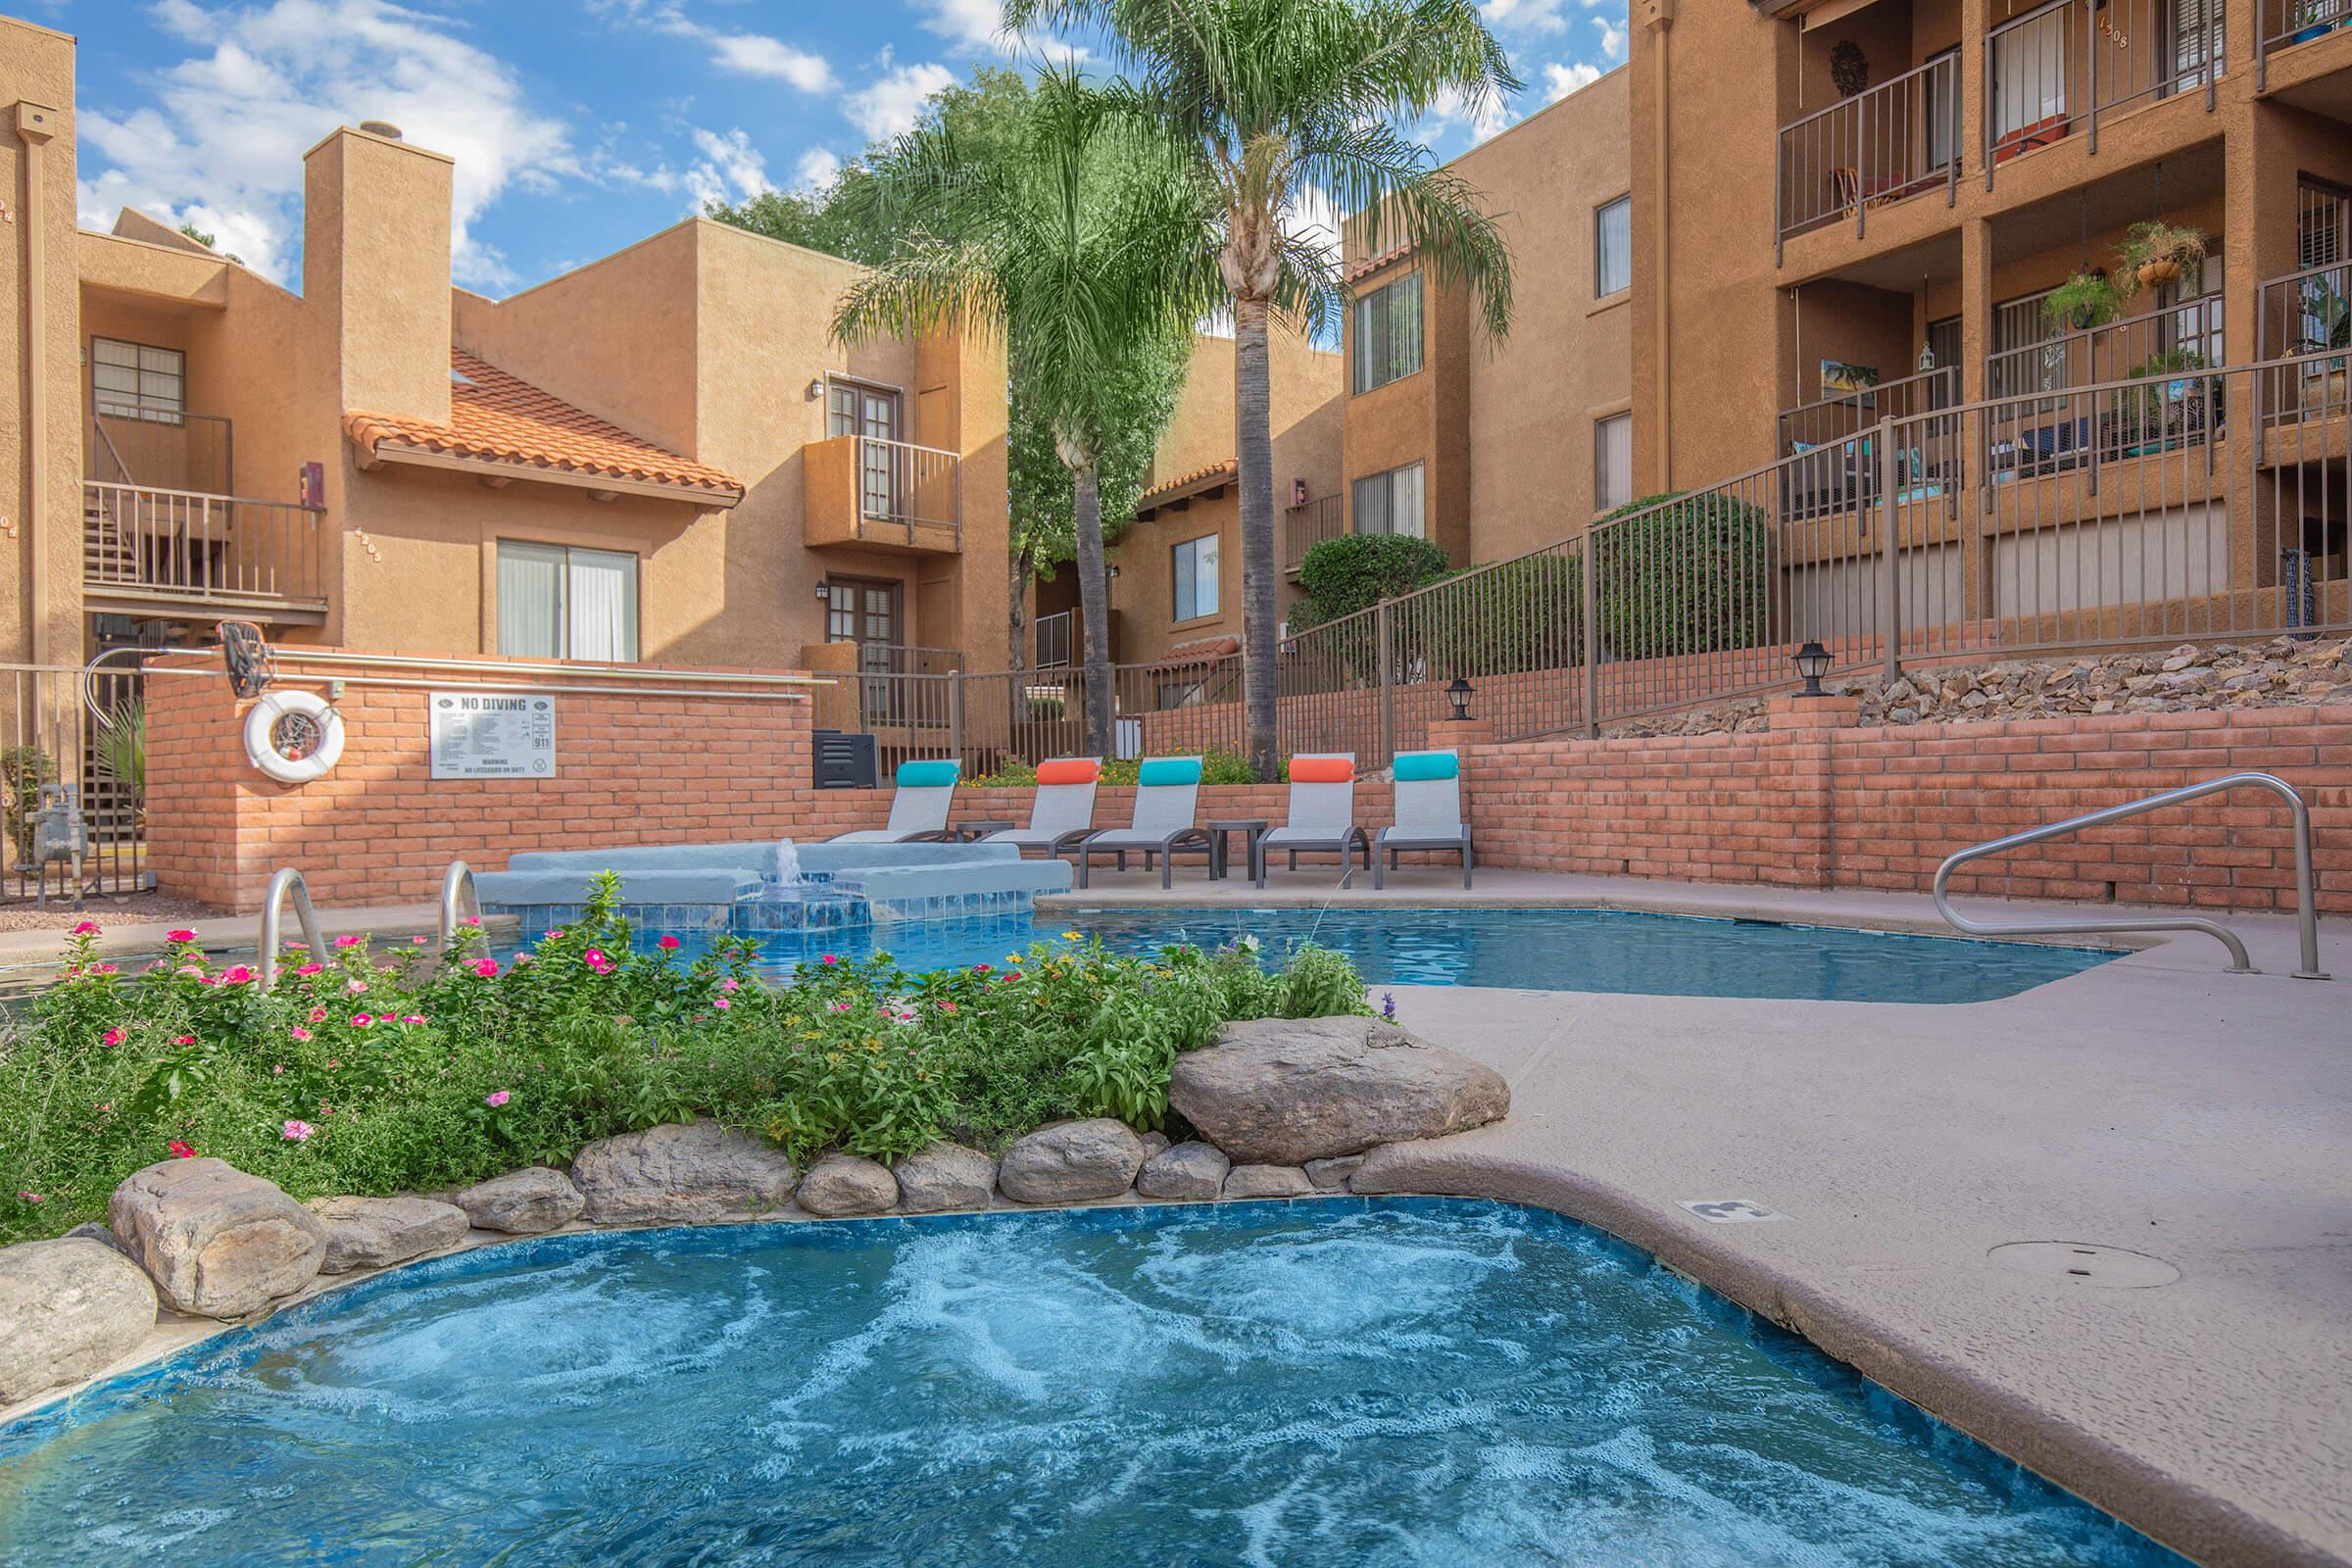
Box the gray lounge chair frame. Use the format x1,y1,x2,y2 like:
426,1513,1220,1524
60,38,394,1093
1074,758,1207,890
980,758,1102,858
1257,753,1371,888
828,761,960,844
1373,749,1473,889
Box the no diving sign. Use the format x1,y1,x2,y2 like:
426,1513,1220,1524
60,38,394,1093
429,692,557,779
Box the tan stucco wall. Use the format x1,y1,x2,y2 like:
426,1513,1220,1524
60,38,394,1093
1,17,83,668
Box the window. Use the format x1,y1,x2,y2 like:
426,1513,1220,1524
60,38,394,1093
1350,462,1425,539
1594,197,1631,298
1351,272,1424,394
1593,414,1632,513
91,338,185,423
497,542,640,662
1171,533,1221,621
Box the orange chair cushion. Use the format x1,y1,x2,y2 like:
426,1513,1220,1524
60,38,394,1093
1288,757,1354,784
1036,759,1101,785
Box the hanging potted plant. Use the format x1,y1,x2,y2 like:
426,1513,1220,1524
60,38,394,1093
2042,269,2121,334
2115,220,2208,297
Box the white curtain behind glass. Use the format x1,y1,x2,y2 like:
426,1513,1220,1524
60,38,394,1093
567,548,639,662
497,542,564,659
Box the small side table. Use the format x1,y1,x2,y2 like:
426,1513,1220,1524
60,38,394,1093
954,819,1018,843
1204,818,1269,884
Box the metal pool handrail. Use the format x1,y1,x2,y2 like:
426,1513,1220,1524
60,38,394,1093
257,867,327,988
440,860,481,948
1933,772,2329,981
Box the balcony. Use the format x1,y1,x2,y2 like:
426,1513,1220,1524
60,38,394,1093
1283,494,1346,573
2257,260,2350,430
1984,0,2223,184
82,482,329,624
1778,53,1962,253
2257,0,2352,84
803,434,961,555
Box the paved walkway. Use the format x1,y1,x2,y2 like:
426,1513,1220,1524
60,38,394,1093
1349,906,2351,1568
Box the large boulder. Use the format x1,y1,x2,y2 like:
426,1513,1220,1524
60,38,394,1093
1168,1017,1509,1166
1223,1164,1313,1199
0,1238,157,1403
892,1143,998,1213
108,1157,329,1319
308,1196,470,1274
796,1154,900,1217
569,1121,798,1226
454,1168,584,1235
1137,1141,1229,1200
997,1119,1145,1204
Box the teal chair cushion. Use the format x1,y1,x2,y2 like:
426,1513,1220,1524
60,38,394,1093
895,760,960,788
1393,751,1459,782
1137,758,1203,787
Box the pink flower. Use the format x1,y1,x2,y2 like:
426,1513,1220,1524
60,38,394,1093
93,963,118,975
167,929,196,943
71,920,99,936
820,954,840,965
470,958,500,979
18,1193,44,1203
658,935,681,951
294,962,323,977
172,1035,195,1046
937,1000,957,1013
291,1026,312,1042
828,1001,852,1013
281,1119,315,1142
402,1014,425,1025
220,965,255,985
345,979,368,995
584,948,606,963
334,935,363,949
719,978,741,993
174,965,204,979
308,1006,328,1023
272,1064,285,1075
484,1090,511,1107
712,997,731,1010
460,915,482,927
101,1028,126,1047
168,1141,197,1159
972,963,991,974
544,929,564,940
412,935,429,946
350,1013,373,1028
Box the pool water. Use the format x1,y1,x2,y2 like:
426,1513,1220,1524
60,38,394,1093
511,906,2116,1003
0,1200,2183,1567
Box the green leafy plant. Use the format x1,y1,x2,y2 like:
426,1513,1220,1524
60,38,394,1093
1,744,55,862
1592,491,1775,660
1292,534,1451,632
2115,221,2208,299
0,884,1367,1243
95,700,144,809
2043,270,2122,334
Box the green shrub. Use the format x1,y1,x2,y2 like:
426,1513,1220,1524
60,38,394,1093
0,877,1367,1242
1592,491,1774,660
1101,747,1267,786
1292,534,1450,632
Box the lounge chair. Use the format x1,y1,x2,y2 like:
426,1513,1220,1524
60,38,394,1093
828,759,959,844
1257,753,1371,888
1373,749,1473,889
980,758,1102,858
1074,757,1208,890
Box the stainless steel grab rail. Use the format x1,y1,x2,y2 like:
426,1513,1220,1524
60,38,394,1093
439,860,480,947
1934,771,2329,981
257,867,327,988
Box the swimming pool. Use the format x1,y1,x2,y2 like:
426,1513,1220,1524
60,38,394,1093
494,906,2116,1004
0,1200,2183,1566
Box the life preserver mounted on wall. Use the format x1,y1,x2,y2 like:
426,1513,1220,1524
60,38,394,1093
244,689,346,785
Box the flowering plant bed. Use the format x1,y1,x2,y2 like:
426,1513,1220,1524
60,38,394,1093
0,874,1368,1245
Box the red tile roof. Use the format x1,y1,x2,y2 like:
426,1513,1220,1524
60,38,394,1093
1346,240,1415,282
344,351,744,500
1139,457,1238,506
1151,634,1240,667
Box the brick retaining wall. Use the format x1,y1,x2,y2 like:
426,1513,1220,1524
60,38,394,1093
147,652,2347,915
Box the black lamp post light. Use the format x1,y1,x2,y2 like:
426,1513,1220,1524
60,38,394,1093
1446,677,1474,721
1793,640,1832,698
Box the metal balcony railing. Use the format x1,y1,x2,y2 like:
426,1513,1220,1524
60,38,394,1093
2257,0,2351,86
1777,52,1961,256
1985,0,2223,188
81,481,327,610
1284,495,1347,572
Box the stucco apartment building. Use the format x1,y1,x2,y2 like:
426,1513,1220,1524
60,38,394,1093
3,15,1007,705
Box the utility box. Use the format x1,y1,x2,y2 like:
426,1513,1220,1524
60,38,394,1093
813,729,879,790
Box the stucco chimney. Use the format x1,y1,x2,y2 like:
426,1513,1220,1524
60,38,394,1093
302,124,453,426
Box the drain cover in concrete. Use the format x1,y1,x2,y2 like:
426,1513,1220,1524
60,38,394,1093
1987,1243,2180,1288
1678,1200,1788,1224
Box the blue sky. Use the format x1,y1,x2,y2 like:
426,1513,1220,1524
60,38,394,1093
38,0,1628,296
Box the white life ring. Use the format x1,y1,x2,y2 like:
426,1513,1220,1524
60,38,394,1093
244,690,346,784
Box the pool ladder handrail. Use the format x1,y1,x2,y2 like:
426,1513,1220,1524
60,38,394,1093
257,867,328,989
439,860,482,948
1933,770,2329,981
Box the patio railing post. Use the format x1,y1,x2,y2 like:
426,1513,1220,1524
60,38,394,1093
949,670,966,769
1375,598,1396,769
1581,534,1601,739
1878,416,1902,679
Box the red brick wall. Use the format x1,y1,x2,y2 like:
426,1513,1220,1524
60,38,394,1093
148,652,2347,916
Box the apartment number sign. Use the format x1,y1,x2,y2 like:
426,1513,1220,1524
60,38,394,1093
428,691,557,779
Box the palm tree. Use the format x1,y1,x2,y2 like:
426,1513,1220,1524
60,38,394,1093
1004,0,1517,778
833,68,1221,760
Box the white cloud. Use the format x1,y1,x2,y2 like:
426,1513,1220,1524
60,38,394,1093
591,1,837,94
689,126,768,202
1424,85,1514,146
847,61,958,142
794,147,844,193
1480,0,1572,34
1592,14,1627,58
1544,61,1603,102
909,0,1089,61
75,0,571,289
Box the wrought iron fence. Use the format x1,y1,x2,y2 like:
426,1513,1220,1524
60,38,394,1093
1777,52,1961,253
833,353,2347,774
1283,495,1347,572
3,662,147,903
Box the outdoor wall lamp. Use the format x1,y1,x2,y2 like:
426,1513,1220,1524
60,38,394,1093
812,582,832,601
806,378,826,401
1446,677,1474,721
1793,641,1832,697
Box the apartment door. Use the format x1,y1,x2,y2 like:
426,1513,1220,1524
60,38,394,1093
827,379,901,521
1926,318,1962,408
1920,47,1958,176
825,576,905,721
